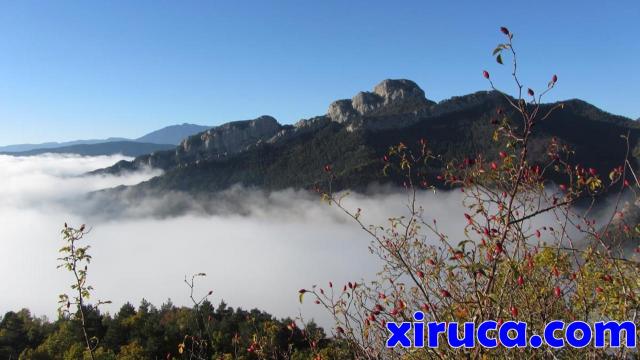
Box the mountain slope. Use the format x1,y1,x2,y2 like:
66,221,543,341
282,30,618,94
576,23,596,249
135,123,211,145
3,141,174,157
95,79,640,195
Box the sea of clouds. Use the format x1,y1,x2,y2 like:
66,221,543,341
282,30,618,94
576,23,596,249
0,153,474,328
0,153,620,329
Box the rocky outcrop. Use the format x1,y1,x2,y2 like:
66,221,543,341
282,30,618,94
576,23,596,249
178,115,282,157
327,79,433,123
373,79,428,108
328,99,359,123
351,92,384,114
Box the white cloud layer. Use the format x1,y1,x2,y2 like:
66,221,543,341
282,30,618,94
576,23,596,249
0,153,618,329
0,154,463,327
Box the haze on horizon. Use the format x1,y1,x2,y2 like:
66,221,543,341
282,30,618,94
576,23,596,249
0,0,638,146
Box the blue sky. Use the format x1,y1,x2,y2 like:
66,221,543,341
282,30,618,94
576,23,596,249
0,0,638,145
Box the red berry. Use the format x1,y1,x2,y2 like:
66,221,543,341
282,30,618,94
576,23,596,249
559,184,567,192
517,275,524,286
491,162,498,170
440,289,451,298
589,168,597,176
552,74,558,83
528,88,535,97
499,151,507,159
500,27,510,35
510,306,518,317
535,230,541,238
554,286,562,298
324,164,332,172
417,271,425,279
483,70,490,79
464,213,472,223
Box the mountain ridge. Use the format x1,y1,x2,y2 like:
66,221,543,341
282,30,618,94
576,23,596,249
1,141,175,157
92,79,640,199
0,123,212,154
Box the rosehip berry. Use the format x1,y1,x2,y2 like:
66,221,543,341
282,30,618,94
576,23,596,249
554,286,562,298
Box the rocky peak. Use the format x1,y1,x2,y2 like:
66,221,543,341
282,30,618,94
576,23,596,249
373,79,427,107
327,79,431,123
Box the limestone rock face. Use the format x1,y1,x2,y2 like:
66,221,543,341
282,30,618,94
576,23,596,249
179,115,281,157
328,99,359,123
351,91,384,114
327,79,431,123
373,79,427,107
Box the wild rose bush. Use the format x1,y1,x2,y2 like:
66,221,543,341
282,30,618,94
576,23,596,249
303,28,640,359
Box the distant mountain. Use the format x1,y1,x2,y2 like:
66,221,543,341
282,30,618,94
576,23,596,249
94,79,640,197
135,123,212,145
0,138,128,153
2,141,174,157
0,123,211,157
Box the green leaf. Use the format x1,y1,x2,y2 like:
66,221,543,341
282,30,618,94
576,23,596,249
496,54,504,65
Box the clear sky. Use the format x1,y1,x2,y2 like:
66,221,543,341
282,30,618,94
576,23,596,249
0,0,638,145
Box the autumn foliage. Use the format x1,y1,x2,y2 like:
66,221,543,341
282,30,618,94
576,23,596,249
306,28,640,359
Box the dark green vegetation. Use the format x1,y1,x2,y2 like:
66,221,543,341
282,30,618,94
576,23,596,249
96,83,639,196
0,301,346,359
1,141,175,157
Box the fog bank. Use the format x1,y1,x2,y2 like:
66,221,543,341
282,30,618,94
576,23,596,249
0,153,620,328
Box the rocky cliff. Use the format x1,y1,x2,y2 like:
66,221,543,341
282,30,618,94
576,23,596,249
327,79,435,126
178,115,282,159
